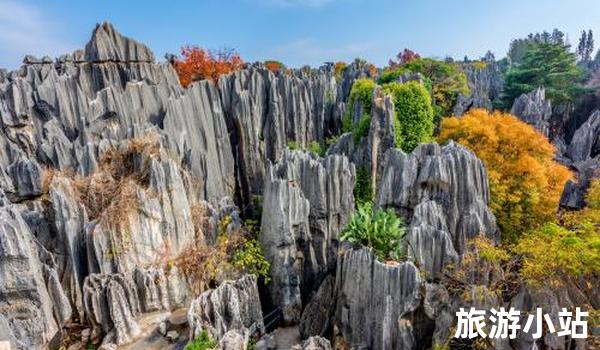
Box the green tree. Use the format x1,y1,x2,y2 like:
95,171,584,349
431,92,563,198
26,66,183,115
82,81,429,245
401,58,469,117
502,42,583,108
383,81,434,152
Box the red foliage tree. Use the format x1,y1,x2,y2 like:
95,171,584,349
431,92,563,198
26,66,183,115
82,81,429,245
388,48,420,69
174,46,244,87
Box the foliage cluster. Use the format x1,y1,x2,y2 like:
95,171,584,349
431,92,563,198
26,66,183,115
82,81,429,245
264,60,285,73
334,61,347,80
174,215,270,296
507,29,566,66
382,81,434,152
174,46,244,87
388,48,421,69
381,57,469,118
353,167,373,204
502,42,583,108
515,179,600,287
438,109,572,243
342,78,376,142
185,330,217,350
341,201,406,261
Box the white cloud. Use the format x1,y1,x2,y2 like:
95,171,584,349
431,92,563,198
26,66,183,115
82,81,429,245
0,1,74,69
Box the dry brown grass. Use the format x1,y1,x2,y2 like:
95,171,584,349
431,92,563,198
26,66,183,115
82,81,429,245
43,133,162,234
173,223,247,296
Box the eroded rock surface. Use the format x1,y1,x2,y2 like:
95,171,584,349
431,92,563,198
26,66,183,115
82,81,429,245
378,142,498,274
260,150,354,324
187,275,264,341
511,87,553,137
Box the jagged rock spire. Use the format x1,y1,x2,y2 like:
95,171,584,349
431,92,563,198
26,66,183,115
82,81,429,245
84,21,155,62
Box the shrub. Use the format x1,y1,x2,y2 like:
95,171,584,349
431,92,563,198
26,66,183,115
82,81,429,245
438,109,572,242
334,61,347,80
353,167,373,203
174,220,270,295
516,222,599,287
308,141,324,157
287,140,300,150
382,81,434,152
348,78,376,116
471,60,488,70
174,46,244,87
232,239,271,283
400,58,469,117
388,48,421,69
353,114,371,143
341,202,406,261
264,60,285,73
185,330,217,350
516,179,600,287
342,79,376,138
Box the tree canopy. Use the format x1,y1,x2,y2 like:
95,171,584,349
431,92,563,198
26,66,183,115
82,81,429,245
383,81,434,152
502,42,583,108
438,109,572,243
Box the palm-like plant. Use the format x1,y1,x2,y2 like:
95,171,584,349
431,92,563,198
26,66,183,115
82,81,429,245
341,202,406,261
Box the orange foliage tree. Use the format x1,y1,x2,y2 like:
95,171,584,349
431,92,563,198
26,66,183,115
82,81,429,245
438,109,572,243
174,46,244,87
264,60,285,73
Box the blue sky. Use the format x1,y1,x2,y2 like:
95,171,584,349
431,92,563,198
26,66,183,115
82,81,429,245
1,0,600,69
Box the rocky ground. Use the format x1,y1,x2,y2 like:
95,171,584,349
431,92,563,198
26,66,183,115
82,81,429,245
0,22,597,350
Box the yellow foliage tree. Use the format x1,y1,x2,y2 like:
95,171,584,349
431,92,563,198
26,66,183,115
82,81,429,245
516,179,600,287
438,109,572,242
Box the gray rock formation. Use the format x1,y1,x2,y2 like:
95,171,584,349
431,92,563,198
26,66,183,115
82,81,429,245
453,55,504,116
299,275,335,339
566,110,600,163
377,142,498,273
291,336,332,350
328,86,396,192
560,111,600,209
187,275,264,341
260,150,354,324
0,204,72,349
335,247,424,350
83,273,141,346
220,329,250,350
511,87,553,137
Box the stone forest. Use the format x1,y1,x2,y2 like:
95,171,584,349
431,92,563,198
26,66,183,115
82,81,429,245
0,22,598,350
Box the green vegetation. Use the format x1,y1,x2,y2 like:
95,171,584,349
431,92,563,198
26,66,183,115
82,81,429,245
353,114,371,143
438,109,572,243
287,140,300,150
382,81,434,152
381,57,469,118
502,42,583,107
341,202,406,261
185,330,218,350
342,79,376,138
348,78,376,116
353,167,373,203
308,141,325,157
515,179,600,287
232,239,271,283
